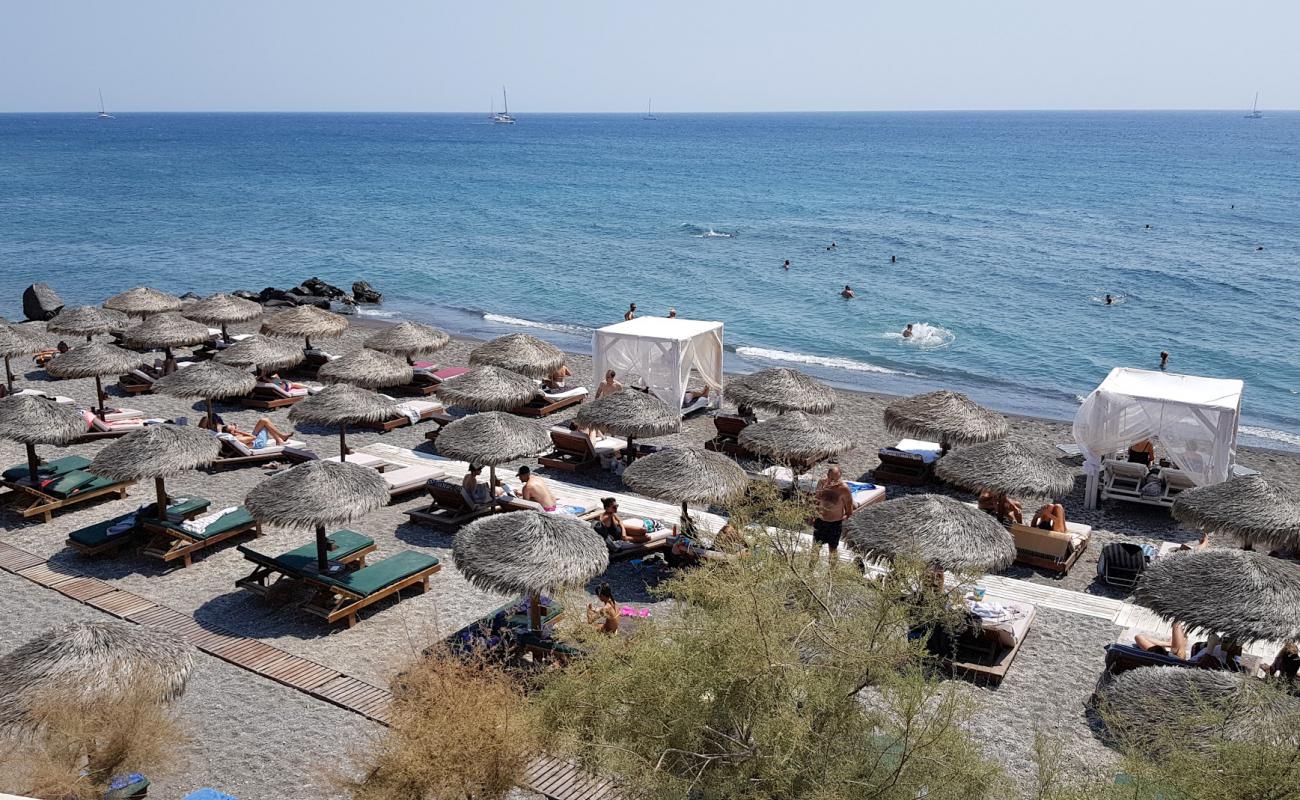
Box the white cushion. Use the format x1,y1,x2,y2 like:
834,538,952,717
255,381,308,398
383,464,443,492
323,453,388,469
541,386,588,401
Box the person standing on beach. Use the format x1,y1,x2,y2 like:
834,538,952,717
667,308,677,318
624,303,637,321
812,466,854,564
595,370,623,399
1160,351,1169,370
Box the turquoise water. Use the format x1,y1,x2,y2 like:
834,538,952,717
1,112,1297,448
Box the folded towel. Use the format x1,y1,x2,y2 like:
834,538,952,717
182,506,239,535
396,404,421,425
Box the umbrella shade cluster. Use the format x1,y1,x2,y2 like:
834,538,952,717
46,306,124,341
1171,475,1300,550
435,412,551,512
436,365,538,411
154,361,257,401
0,394,88,481
44,342,149,416
843,494,1016,573
0,621,193,735
468,333,565,379
364,321,449,361
214,335,304,373
723,368,836,415
0,324,45,391
290,384,398,459
935,439,1078,499
884,390,1009,448
123,312,211,362
622,447,749,534
104,287,183,318
1132,548,1300,643
182,292,263,341
317,348,412,388
261,305,348,347
738,411,855,464
575,388,680,439
89,425,221,520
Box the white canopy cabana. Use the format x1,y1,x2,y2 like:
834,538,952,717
592,317,724,416
1073,367,1243,508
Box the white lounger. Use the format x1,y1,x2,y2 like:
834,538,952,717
382,464,445,495
218,433,308,458
15,388,76,405
322,453,389,470
759,466,886,508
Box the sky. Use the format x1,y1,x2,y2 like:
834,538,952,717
2,1,1295,112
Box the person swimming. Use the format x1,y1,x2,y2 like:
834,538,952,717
783,259,790,270
826,241,837,251
1105,294,1113,305
840,285,855,299
890,255,897,264
902,323,914,339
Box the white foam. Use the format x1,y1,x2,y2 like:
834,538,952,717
1090,293,1128,306
1239,425,1300,450
697,228,734,238
883,322,956,350
483,313,590,336
736,346,914,376
356,307,397,318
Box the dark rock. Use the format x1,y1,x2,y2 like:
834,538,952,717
22,283,64,321
179,291,201,301
301,277,346,299
330,301,356,315
262,299,295,308
352,281,382,303
285,292,331,310
231,290,259,301
259,287,292,303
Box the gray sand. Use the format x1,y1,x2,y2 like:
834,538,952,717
3,319,1296,792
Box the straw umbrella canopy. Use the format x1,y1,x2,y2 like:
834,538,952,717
622,447,749,535
843,494,1016,573
153,361,257,429
0,324,44,392
245,460,388,573
1132,549,1300,643
574,388,680,463
468,333,565,379
0,395,87,483
317,347,413,389
435,412,551,512
935,439,1078,499
724,368,837,415
103,286,183,318
182,292,263,343
454,510,609,631
213,334,305,375
884,390,1009,451
46,306,120,342
122,312,211,368
435,365,538,411
0,621,193,737
364,321,450,364
738,411,855,467
261,305,348,349
289,384,398,461
1171,475,1300,551
44,342,149,417
87,425,220,522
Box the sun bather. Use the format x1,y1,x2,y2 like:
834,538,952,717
595,370,623,399
593,497,670,544
586,583,619,634
515,466,558,512
542,364,572,392
1031,503,1067,533
461,465,502,508
978,489,1022,525
1265,642,1300,684
1127,438,1155,466
201,414,288,449
682,385,710,408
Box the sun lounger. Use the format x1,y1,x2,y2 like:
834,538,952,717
872,439,941,486
357,399,443,432
757,467,887,509
944,597,1036,686
2,455,91,483
704,414,752,456
406,479,492,529
300,550,441,627
14,388,76,404
210,433,311,469
1097,541,1150,588
0,468,132,523
1008,522,1091,574
382,463,445,498
290,347,337,378
321,452,389,470
73,408,164,442
1100,459,1196,508
499,493,600,518
387,365,466,396
538,428,628,471
67,497,212,556
117,360,198,395
139,506,261,567
235,529,377,597
240,380,310,409
512,386,587,418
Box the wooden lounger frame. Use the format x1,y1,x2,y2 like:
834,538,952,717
67,501,210,557
387,373,441,397
0,479,132,523
357,407,448,433
302,561,442,628
871,449,936,486
240,386,307,409
538,429,605,472
511,392,585,418
235,542,377,597
1009,523,1091,575
405,482,491,530
209,439,311,471
116,372,156,395
140,516,262,568
944,620,1033,687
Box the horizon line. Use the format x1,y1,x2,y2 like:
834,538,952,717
1,107,1292,115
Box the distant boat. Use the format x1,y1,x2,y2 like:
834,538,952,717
644,98,657,120
97,89,114,120
1245,92,1262,119
493,86,515,124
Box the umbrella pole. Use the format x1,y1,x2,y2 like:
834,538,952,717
95,376,106,418
316,523,331,573
625,435,637,464
339,425,348,461
489,465,498,513
155,477,169,520
680,500,693,537
24,443,39,483
528,591,543,632
3,355,13,392
220,323,230,345
305,335,313,351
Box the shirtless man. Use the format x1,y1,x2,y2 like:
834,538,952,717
595,370,623,399
516,466,558,512
624,303,637,321
812,466,855,562
902,323,914,339
840,285,855,299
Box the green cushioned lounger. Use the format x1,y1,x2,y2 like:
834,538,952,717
323,551,440,596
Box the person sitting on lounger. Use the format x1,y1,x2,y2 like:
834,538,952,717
586,583,619,634
595,370,623,399
593,497,668,544
462,465,502,507
1139,466,1166,497
516,466,558,512
1135,621,1190,659
978,489,1022,525
1031,503,1067,532
200,414,289,449
542,364,572,392
1127,438,1155,466
682,385,710,407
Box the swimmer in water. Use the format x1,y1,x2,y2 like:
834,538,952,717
783,259,790,270
840,285,855,299
890,255,897,264
827,241,837,251
1145,224,1151,229
1105,294,1113,305
902,323,914,339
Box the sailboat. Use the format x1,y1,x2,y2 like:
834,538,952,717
1244,92,1262,119
644,98,657,120
97,89,114,120
493,86,515,124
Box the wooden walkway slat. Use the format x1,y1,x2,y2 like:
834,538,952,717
0,542,46,572
54,576,115,602
15,562,79,588
86,590,157,619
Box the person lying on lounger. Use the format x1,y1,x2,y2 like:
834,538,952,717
682,385,710,407
586,583,619,634
978,489,1022,525
542,364,572,392
256,371,309,393
200,414,289,449
1135,623,1244,670
1031,503,1067,532
593,497,670,544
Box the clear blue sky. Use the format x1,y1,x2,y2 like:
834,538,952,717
2,0,1294,112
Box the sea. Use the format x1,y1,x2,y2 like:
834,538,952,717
1,111,1297,450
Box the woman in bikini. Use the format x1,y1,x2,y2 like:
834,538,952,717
585,583,620,634
200,414,289,449
1031,503,1067,533
593,497,668,544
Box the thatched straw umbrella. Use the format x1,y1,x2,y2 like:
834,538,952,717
1095,666,1300,752
435,412,551,513
260,305,348,349
883,390,1009,451
622,447,749,535
1171,475,1300,551
213,334,305,375
88,425,220,522
0,395,87,483
574,388,680,464
723,367,836,415
1132,549,1300,643
245,460,389,573
364,321,450,364
0,621,193,736
738,411,855,469
454,511,609,631
153,361,257,429
935,439,1077,499
46,306,121,342
103,286,183,318
843,494,1016,573
289,384,398,461
44,342,148,417
182,292,263,344
122,312,211,371
435,365,538,411
468,333,565,379
0,324,44,392
317,347,413,389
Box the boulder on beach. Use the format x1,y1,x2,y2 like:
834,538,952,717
298,277,347,299
284,292,332,310
22,283,64,321
231,289,259,301
259,287,292,303
179,291,201,301
352,281,382,303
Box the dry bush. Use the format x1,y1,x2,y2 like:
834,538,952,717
346,647,540,800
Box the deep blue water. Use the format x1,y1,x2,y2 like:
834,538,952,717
1,112,1297,448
